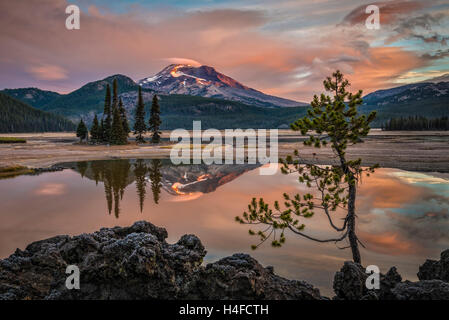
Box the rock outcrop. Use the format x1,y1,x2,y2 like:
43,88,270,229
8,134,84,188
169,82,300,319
0,221,321,300
333,251,449,300
418,249,449,282
333,261,402,300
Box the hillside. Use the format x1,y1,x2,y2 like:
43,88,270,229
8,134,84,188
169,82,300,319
0,92,75,133
362,81,449,126
120,92,307,129
1,88,62,108
39,75,138,120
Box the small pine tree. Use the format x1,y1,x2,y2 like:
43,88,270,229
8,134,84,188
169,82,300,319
76,119,88,142
149,94,161,143
134,86,147,143
236,70,377,264
103,84,112,143
90,114,100,142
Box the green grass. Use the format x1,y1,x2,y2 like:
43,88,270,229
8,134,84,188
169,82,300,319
0,137,27,143
0,165,33,179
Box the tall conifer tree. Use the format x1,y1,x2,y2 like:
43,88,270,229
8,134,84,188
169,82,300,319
134,86,147,143
112,78,118,112
119,98,130,138
111,105,126,145
149,94,161,143
103,84,112,143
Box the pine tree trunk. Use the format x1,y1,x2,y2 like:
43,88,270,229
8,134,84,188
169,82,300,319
347,183,361,264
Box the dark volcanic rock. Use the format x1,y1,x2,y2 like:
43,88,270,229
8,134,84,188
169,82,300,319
334,253,449,300
0,221,321,300
391,280,449,300
183,254,321,300
418,249,449,282
333,261,402,300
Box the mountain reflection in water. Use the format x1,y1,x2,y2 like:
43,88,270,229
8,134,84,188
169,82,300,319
68,159,260,218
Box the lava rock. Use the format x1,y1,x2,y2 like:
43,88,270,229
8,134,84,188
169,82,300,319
418,249,449,282
0,221,321,300
333,261,402,300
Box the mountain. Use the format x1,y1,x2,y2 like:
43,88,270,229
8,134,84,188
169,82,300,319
1,88,62,108
39,75,138,120
138,64,306,108
362,81,449,125
0,92,75,133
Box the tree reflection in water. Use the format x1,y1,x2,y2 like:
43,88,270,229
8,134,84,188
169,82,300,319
75,159,163,217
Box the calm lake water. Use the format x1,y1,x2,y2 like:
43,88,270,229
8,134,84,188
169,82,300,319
1,159,448,295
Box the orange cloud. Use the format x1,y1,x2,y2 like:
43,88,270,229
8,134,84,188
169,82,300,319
359,231,417,255
27,64,68,81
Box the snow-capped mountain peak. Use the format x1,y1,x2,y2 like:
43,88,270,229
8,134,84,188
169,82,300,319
138,64,305,108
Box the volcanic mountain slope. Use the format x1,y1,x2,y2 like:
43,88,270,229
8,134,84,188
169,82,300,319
138,64,306,108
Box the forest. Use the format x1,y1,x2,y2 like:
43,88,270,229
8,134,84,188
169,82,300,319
382,115,449,131
0,92,75,133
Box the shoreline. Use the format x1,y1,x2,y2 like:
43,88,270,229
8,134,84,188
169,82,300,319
1,130,449,173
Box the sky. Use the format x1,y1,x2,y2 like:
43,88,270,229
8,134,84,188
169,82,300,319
0,0,448,102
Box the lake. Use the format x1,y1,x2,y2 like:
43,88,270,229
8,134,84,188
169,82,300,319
0,159,448,296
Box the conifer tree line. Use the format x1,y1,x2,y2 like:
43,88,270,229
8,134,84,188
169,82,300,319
382,115,449,131
76,81,162,144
